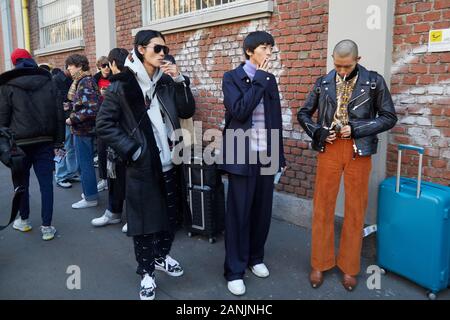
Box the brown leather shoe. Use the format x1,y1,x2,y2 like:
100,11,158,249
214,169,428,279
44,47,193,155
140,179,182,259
342,274,357,291
309,270,324,289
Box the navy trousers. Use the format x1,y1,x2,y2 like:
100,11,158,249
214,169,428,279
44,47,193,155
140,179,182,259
224,173,275,281
18,142,54,227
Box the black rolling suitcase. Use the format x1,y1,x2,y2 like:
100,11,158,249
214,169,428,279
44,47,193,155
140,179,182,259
185,157,225,243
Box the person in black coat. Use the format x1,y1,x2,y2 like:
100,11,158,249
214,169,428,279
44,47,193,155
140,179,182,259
91,48,129,230
0,48,65,241
96,30,195,300
52,67,80,188
219,31,286,296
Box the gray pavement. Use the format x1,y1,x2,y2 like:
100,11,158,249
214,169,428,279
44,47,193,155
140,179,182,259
0,165,449,300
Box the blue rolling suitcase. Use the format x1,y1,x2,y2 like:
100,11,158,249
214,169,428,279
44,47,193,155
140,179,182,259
377,144,450,299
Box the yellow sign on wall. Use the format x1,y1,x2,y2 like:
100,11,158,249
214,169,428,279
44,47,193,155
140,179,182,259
428,28,450,52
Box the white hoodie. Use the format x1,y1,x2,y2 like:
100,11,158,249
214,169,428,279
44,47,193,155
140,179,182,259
125,50,176,172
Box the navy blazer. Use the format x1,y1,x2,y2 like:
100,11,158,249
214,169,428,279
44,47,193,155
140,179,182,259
219,63,286,176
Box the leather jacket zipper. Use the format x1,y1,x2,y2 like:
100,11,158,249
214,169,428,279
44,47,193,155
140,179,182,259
354,121,376,130
352,97,370,110
182,82,189,103
348,92,366,105
157,93,176,130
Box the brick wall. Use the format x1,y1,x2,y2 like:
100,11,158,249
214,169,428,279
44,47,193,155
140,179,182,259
388,0,450,185
29,0,97,72
116,0,142,50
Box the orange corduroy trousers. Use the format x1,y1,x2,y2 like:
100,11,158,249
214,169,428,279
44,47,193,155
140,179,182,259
311,138,372,276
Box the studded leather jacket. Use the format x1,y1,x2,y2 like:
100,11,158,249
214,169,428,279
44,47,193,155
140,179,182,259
297,64,397,156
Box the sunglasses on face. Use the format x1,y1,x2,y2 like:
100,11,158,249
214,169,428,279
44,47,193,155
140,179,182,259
143,44,170,55
101,64,110,69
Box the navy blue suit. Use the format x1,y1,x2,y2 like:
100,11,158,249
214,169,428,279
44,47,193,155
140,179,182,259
219,63,285,281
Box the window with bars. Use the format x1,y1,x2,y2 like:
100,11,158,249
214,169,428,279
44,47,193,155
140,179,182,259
142,0,240,24
37,0,83,48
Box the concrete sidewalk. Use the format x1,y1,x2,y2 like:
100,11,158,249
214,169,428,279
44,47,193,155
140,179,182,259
0,165,448,300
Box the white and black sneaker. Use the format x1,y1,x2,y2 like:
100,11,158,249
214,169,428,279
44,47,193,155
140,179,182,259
57,180,72,188
155,255,184,277
139,273,156,300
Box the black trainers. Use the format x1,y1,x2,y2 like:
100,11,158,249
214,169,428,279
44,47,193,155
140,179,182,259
155,255,184,277
139,273,156,300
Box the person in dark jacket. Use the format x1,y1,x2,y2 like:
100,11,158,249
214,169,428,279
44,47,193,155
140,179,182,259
91,48,129,230
297,40,397,291
96,30,195,300
219,31,286,296
53,67,80,188
93,56,112,193
65,54,101,209
0,48,65,241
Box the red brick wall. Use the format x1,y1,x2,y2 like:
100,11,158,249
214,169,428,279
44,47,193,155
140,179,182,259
388,0,450,185
29,0,96,72
116,0,142,50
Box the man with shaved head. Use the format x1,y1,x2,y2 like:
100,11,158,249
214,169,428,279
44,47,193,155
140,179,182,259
297,40,397,291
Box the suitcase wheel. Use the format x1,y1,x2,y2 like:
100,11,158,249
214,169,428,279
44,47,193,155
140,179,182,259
427,292,437,300
208,237,216,244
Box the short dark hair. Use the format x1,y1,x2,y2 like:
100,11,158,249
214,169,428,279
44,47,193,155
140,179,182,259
108,48,129,72
65,54,90,71
51,68,62,76
243,31,275,60
134,30,166,62
39,64,51,72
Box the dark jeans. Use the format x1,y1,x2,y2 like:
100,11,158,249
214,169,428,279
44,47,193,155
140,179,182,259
133,168,178,276
97,137,107,180
108,160,126,214
18,142,54,227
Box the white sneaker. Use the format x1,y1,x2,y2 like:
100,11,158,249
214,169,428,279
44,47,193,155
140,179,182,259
122,223,128,233
97,179,108,192
227,279,246,296
155,255,184,277
12,218,32,232
72,198,98,209
40,226,57,241
56,180,72,188
91,210,121,227
139,273,156,300
250,263,270,278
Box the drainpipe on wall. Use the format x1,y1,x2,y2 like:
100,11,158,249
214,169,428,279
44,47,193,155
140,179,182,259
21,0,30,52
1,0,13,70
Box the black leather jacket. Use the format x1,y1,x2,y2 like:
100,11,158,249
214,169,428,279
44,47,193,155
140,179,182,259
297,64,397,156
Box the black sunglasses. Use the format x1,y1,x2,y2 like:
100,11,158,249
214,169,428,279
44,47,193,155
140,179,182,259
101,63,110,68
144,44,170,55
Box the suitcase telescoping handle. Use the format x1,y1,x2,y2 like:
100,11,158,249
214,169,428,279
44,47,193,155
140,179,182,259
396,144,424,199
